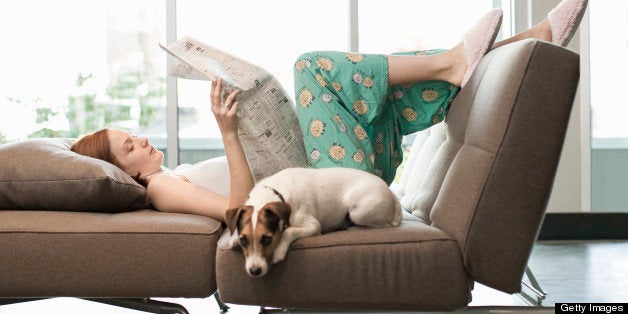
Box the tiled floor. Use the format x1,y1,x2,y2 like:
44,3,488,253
1,241,626,314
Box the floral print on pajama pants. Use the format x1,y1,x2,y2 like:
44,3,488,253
293,50,460,185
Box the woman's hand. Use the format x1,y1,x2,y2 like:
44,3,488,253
211,78,240,139
210,78,254,209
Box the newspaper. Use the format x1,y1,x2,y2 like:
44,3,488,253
159,36,307,182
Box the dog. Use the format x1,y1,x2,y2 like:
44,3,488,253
223,167,402,277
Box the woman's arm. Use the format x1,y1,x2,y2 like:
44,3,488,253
210,78,255,209
145,79,253,222
147,173,230,221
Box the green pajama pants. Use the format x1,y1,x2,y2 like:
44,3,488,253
293,50,460,185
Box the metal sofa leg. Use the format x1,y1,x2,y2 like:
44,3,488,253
214,291,230,312
0,298,46,306
83,298,189,314
0,298,189,314
518,266,547,306
259,306,270,314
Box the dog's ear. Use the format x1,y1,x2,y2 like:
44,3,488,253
264,202,291,226
225,206,248,235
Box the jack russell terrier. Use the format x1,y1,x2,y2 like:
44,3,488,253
222,167,402,277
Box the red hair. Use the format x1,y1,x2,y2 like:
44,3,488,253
71,129,120,167
71,128,147,186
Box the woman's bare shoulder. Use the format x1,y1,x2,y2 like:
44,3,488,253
146,173,188,193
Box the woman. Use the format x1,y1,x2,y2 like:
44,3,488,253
71,79,251,222
71,0,588,221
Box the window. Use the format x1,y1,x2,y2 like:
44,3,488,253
0,0,167,159
359,0,502,54
589,0,628,212
175,0,348,164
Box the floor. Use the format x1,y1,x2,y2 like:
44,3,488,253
1,241,626,314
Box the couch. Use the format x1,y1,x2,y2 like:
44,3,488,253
0,39,579,313
215,39,579,311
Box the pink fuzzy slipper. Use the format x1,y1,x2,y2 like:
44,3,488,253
461,9,504,88
548,0,589,47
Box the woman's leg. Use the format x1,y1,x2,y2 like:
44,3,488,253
382,50,459,183
492,0,587,50
492,19,552,50
388,8,503,88
390,18,550,87
387,43,466,86
294,51,387,179
388,4,578,88
293,10,500,183
293,50,459,184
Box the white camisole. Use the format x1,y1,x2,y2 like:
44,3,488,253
169,156,231,198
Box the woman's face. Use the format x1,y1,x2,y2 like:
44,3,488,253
107,129,164,178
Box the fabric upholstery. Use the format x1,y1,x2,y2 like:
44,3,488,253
394,122,448,222
0,138,148,212
398,39,579,293
217,217,470,311
0,210,221,297
217,39,580,310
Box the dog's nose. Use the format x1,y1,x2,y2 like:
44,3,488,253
249,267,262,276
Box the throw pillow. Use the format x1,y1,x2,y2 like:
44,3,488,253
0,138,149,212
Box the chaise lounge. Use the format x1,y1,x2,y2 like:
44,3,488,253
0,38,579,313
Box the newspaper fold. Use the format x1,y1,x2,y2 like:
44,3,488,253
160,36,307,182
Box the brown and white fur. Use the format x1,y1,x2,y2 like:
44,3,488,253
223,167,402,277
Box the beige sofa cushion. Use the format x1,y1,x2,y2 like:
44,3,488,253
0,138,148,212
217,216,470,311
393,122,448,222
0,210,221,297
424,39,579,292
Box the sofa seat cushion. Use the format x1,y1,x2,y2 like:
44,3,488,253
216,217,470,311
0,210,221,298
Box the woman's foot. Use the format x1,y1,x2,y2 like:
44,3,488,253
388,9,502,87
445,42,467,87
492,0,588,49
548,0,589,46
458,8,504,88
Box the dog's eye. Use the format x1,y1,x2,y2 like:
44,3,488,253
261,235,273,247
240,237,249,248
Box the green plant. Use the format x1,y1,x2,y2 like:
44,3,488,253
4,69,165,142
106,71,165,128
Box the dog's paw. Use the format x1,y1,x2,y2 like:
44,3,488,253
272,245,289,264
217,230,239,250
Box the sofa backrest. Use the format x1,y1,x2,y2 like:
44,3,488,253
397,39,580,293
